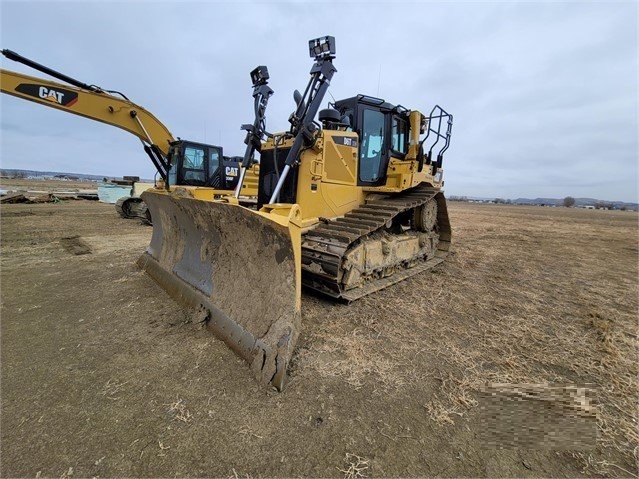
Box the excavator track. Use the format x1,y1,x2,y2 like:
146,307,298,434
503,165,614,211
115,197,151,223
301,184,451,301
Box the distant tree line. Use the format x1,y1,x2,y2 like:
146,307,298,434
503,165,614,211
594,201,614,210
0,170,26,179
446,194,634,210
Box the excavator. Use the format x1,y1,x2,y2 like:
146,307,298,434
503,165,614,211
136,36,453,389
0,49,271,219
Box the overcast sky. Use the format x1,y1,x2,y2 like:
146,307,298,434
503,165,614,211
1,1,637,202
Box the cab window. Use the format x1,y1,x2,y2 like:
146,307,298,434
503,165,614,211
167,145,179,185
359,109,385,182
183,146,206,182
209,148,220,178
391,117,408,154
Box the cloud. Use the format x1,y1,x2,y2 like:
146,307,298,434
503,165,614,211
1,1,636,201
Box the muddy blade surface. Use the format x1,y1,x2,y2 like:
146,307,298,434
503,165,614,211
138,191,300,390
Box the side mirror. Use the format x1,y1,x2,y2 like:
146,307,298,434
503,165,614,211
293,89,305,117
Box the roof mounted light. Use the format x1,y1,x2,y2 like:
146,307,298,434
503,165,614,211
308,36,335,59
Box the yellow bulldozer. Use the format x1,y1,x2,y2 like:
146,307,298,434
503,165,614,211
136,36,453,389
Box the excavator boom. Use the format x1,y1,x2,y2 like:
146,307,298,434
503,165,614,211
1,67,174,180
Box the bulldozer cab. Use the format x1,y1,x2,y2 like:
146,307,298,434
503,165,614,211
334,95,411,187
167,140,242,189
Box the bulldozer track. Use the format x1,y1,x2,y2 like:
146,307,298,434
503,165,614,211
301,184,450,301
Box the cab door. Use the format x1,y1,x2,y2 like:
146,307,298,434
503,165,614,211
180,144,207,185
357,108,388,186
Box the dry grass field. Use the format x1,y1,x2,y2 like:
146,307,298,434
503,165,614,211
1,189,637,477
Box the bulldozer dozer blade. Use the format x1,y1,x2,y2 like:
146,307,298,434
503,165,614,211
137,189,301,390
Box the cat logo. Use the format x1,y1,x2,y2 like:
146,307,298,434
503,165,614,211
39,86,65,104
15,83,78,107
225,166,239,177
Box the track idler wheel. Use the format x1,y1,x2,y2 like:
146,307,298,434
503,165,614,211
413,199,438,232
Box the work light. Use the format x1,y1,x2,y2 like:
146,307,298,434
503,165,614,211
308,36,335,59
250,65,269,86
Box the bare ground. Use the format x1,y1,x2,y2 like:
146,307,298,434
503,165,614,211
1,196,637,478
0,178,98,193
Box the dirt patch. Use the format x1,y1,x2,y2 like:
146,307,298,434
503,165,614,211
1,210,36,217
60,236,93,255
1,198,638,477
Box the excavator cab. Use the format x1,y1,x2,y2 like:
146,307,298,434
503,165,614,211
166,140,242,190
